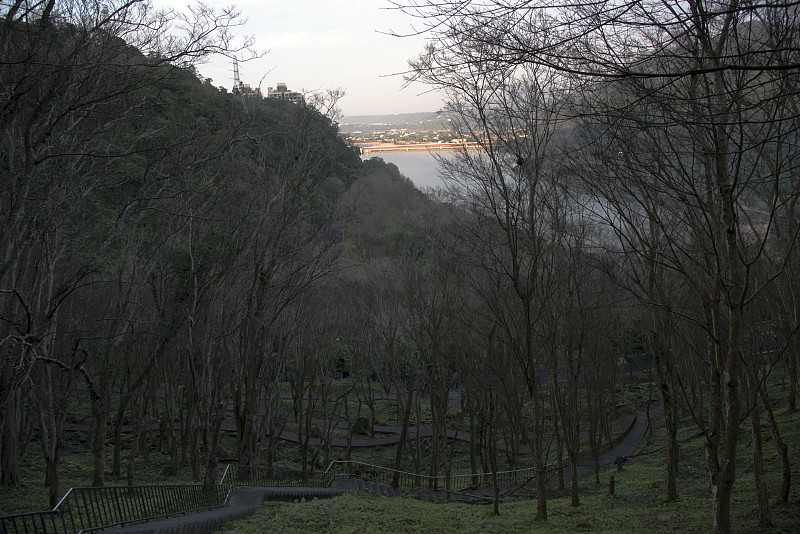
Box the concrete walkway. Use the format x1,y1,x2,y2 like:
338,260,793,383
262,402,641,454
102,400,660,533
104,505,258,534
104,487,350,534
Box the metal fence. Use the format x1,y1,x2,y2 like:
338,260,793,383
227,416,641,495
324,459,543,492
0,466,232,534
0,412,645,533
323,416,641,494
225,461,540,493
231,464,329,488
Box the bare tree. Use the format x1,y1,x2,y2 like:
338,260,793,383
0,0,252,486
412,52,572,516
397,3,800,531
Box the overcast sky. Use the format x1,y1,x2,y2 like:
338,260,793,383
163,0,443,117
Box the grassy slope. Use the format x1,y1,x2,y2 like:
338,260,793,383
0,444,215,514
2,381,798,533
221,407,800,534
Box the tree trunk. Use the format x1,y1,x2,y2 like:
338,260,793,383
469,399,478,487
413,383,421,474
127,409,142,486
587,395,601,486
189,418,200,481
787,339,798,412
392,383,415,487
92,395,107,486
748,379,772,528
758,376,790,503
234,382,254,468
526,319,546,520
664,392,679,501
45,453,59,508
570,456,579,507
549,380,563,491
1,390,21,487
488,386,499,516
112,420,123,477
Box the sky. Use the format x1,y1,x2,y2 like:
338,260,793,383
160,0,444,117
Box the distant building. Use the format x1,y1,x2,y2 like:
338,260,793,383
267,83,304,105
237,83,262,98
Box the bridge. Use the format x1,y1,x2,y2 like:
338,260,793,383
359,142,479,154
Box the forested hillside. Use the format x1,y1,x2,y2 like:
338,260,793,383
0,0,369,505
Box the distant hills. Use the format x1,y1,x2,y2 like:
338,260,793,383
338,112,447,128
337,112,453,142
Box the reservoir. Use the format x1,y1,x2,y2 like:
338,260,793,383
361,150,450,190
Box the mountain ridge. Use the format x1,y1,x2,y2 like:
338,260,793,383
338,111,445,126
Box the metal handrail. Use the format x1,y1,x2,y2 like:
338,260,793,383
0,411,649,532
53,488,74,512
320,414,643,494
219,464,233,504
0,476,231,534
323,459,540,491
230,464,330,488
324,459,537,480
228,414,640,494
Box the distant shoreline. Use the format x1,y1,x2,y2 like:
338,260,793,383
359,142,478,154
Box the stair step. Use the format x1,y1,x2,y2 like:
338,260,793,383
228,488,265,507
330,478,359,491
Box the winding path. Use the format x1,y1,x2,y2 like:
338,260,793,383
106,399,662,534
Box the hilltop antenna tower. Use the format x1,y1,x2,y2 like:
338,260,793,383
232,56,248,111
232,56,241,92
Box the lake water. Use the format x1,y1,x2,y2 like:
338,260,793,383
361,150,451,190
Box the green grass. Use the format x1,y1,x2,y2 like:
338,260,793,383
0,432,238,514
220,406,800,533
2,377,797,534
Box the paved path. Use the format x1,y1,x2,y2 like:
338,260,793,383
104,487,349,534
252,403,640,454
103,399,660,533
104,505,257,534
62,388,641,455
